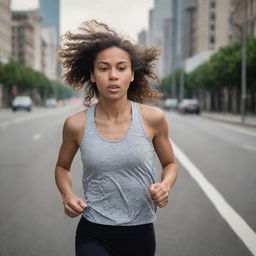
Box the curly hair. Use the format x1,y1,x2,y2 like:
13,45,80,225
59,20,163,105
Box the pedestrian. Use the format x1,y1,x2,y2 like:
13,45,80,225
55,20,178,256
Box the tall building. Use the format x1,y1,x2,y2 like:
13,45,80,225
138,30,147,46
185,0,233,72
0,0,12,64
11,10,41,68
39,0,60,80
194,0,232,54
148,0,172,77
39,0,60,39
41,26,57,80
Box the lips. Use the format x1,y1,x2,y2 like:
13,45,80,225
107,85,120,89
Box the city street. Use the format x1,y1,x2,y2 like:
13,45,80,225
0,103,255,256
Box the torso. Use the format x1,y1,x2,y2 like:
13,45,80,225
70,103,160,147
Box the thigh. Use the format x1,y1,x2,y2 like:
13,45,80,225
113,223,156,256
76,242,110,256
75,217,112,256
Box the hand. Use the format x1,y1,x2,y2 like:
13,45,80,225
62,193,87,218
149,183,169,208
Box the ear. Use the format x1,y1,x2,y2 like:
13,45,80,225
90,72,96,83
130,72,134,82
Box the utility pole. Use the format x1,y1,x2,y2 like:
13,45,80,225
241,24,247,123
230,1,248,123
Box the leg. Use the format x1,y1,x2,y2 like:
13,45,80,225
76,241,110,256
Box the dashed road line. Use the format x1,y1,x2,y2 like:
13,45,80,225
33,133,41,141
171,140,256,256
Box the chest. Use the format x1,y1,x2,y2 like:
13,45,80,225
95,115,154,141
95,117,131,141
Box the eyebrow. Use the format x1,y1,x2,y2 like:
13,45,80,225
96,61,129,65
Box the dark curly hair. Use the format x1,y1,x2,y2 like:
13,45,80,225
59,20,163,105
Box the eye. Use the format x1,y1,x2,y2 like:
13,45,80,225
118,66,127,71
98,66,108,71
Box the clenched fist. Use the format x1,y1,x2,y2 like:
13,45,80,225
149,183,169,208
62,193,87,218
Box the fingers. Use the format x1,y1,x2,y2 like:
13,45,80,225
63,197,87,218
149,183,169,208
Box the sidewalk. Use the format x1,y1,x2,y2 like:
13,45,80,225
201,111,256,128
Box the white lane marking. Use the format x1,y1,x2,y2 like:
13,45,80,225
33,134,41,140
217,123,256,137
171,140,256,255
0,121,10,127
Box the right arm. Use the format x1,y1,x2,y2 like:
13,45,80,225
55,116,87,218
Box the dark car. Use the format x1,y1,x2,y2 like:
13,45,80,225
12,96,32,111
178,99,201,114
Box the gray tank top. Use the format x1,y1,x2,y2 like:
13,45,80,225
79,100,157,226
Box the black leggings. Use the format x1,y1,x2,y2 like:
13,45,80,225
75,216,156,256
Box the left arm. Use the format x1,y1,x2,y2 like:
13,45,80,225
149,109,178,208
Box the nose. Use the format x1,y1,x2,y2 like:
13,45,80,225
109,68,118,80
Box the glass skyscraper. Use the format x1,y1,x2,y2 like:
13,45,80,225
39,0,60,42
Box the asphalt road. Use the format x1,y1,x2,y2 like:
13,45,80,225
0,103,255,256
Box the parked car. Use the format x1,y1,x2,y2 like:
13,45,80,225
45,98,57,108
12,96,32,112
178,99,201,114
163,98,178,111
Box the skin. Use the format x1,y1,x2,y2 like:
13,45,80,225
55,47,178,218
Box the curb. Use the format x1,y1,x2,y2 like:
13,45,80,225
201,113,256,128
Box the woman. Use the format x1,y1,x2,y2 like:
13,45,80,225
55,20,178,256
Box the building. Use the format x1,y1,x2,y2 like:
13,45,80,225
11,10,41,69
41,26,57,80
0,0,12,64
148,0,172,77
194,0,232,54
138,30,147,46
39,0,60,40
232,0,256,39
184,0,233,72
39,0,61,80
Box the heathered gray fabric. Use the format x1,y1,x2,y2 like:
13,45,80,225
79,101,157,226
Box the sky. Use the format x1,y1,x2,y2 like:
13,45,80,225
11,0,154,40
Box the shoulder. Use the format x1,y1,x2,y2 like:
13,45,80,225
139,103,166,129
63,109,88,142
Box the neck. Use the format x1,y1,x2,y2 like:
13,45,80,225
96,98,131,120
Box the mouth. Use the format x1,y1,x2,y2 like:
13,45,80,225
107,85,120,93
107,85,120,89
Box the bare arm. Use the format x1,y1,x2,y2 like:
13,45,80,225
55,116,87,218
148,108,178,208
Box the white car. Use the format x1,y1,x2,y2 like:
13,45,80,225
12,96,32,112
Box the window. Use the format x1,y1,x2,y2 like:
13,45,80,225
210,1,216,8
210,13,216,21
210,24,215,31
209,36,215,44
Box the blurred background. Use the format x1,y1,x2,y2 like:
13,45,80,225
0,0,256,255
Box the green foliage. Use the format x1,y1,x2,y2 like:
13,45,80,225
163,37,256,93
0,61,72,100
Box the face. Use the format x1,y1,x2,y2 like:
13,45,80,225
90,47,134,101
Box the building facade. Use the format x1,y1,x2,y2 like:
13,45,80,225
41,26,57,80
0,0,11,64
232,0,256,38
11,10,42,69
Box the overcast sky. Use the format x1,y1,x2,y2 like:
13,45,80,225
11,0,154,40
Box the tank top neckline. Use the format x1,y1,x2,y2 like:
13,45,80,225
92,100,134,143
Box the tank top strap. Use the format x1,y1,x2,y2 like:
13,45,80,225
130,101,148,138
83,103,97,138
